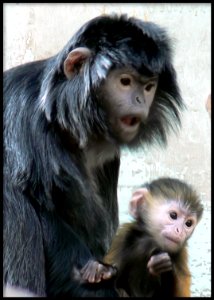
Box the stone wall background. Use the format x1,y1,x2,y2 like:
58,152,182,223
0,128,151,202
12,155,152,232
3,3,211,297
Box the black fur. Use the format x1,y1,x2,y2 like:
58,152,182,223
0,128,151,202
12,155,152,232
3,14,183,296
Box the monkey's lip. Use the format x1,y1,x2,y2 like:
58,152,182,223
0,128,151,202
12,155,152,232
120,115,141,128
163,235,180,244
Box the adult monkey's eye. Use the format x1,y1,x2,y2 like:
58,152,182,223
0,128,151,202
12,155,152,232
120,76,131,86
145,83,155,92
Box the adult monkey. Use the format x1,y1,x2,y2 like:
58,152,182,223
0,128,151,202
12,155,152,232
3,14,184,296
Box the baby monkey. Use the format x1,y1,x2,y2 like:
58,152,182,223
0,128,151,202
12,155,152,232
80,177,203,297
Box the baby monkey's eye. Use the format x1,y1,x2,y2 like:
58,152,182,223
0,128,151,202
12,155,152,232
185,220,193,227
170,211,177,220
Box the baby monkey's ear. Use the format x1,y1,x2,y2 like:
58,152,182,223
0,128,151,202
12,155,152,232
129,188,149,219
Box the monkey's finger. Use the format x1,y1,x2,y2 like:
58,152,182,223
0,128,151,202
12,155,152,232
148,256,171,267
156,265,173,274
93,264,106,283
82,269,95,282
148,264,172,276
81,261,99,282
148,267,158,276
89,262,104,283
86,268,101,283
102,271,113,280
147,253,172,276
101,266,117,280
148,257,172,269
80,260,93,274
150,260,172,272
148,258,172,276
147,253,170,267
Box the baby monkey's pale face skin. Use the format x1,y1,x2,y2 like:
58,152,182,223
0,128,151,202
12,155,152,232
147,199,197,253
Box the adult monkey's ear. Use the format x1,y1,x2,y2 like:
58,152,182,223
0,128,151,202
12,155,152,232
129,188,149,219
64,47,91,79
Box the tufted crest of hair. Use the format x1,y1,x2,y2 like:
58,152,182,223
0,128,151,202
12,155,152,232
143,177,203,221
39,14,184,149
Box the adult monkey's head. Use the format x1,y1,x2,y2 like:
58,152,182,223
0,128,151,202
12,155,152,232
42,14,184,148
